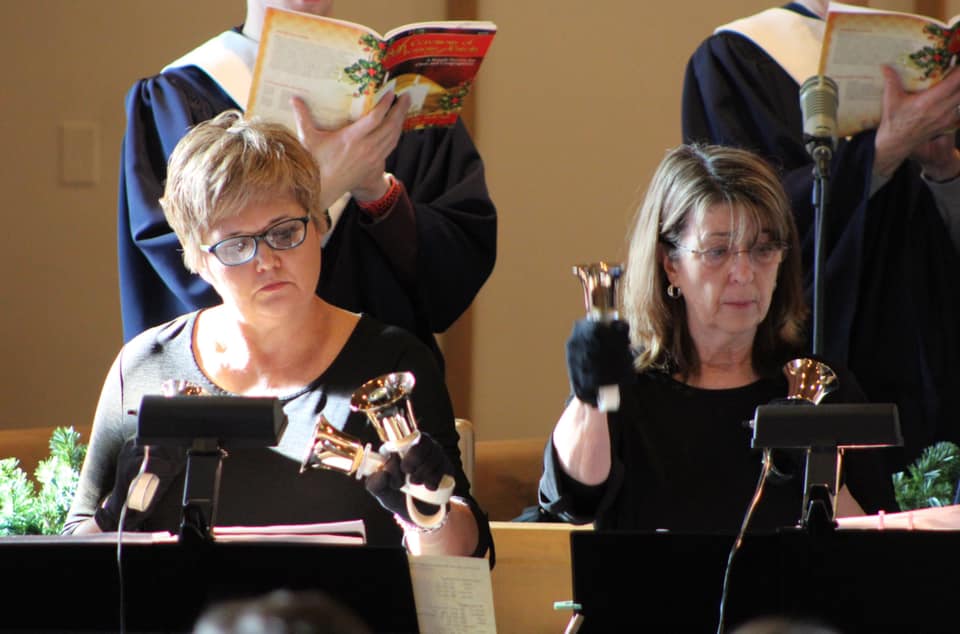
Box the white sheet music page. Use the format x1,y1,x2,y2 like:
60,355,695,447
408,555,496,634
212,519,366,544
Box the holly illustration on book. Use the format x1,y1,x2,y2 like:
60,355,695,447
439,81,473,112
343,34,386,96
908,25,960,79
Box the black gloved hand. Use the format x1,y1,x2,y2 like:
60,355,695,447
566,319,634,407
364,432,453,524
94,439,186,532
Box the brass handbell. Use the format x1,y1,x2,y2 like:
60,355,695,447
573,262,622,323
350,372,456,529
572,262,624,412
161,379,208,397
782,358,838,404
300,415,385,478
350,372,419,449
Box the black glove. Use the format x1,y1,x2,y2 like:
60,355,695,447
566,319,634,407
364,432,453,524
94,439,186,532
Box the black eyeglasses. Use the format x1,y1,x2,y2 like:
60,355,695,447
672,241,788,269
201,216,310,266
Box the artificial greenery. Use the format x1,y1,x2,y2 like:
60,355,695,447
0,426,87,535
892,441,960,511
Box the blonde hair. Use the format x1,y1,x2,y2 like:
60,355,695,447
622,144,806,377
160,110,326,272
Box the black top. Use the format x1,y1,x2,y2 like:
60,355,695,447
64,312,490,551
540,369,898,533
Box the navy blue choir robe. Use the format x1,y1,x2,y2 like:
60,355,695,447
682,12,960,468
118,64,497,367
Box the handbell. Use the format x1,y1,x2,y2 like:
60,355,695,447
350,372,456,529
572,262,624,412
350,372,420,450
573,262,622,323
782,358,838,405
161,379,208,397
300,415,385,478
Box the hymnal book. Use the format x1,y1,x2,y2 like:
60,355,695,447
212,519,366,545
820,5,960,136
247,8,497,132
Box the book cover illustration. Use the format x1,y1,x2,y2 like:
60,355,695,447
821,9,960,136
247,10,496,133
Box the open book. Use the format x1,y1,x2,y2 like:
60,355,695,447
819,5,960,137
247,8,497,132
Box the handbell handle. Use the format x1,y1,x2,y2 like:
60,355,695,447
382,431,455,529
403,474,455,528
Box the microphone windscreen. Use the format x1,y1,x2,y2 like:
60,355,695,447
799,75,839,150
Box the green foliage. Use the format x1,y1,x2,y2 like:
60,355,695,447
892,441,960,511
0,426,87,535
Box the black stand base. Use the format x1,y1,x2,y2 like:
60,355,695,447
801,484,837,536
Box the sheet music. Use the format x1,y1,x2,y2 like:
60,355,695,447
213,519,366,544
408,555,496,634
0,532,177,544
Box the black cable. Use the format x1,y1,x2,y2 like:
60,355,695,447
716,448,773,634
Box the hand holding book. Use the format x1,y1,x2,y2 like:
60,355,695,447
290,90,410,206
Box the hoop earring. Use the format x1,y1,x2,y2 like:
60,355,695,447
667,284,681,299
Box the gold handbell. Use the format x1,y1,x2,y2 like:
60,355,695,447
782,358,838,404
350,372,419,450
349,371,456,529
161,379,208,397
573,262,624,412
300,415,384,477
573,262,623,323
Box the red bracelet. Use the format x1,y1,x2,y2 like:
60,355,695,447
357,173,402,218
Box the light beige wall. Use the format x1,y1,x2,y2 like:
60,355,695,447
0,1,942,445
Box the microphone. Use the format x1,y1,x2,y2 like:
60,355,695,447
799,78,839,356
799,75,839,162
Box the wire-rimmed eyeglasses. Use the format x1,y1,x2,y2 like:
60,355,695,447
201,216,310,266
671,241,788,269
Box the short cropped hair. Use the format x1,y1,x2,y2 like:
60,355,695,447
622,144,806,377
160,110,326,272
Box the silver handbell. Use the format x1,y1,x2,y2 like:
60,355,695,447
573,262,624,412
350,372,455,529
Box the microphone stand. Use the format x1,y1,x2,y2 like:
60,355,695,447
809,141,832,357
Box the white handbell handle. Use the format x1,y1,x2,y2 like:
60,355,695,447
380,432,456,529
402,474,456,528
597,385,620,413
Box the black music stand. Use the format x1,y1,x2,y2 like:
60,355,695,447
137,395,287,543
570,529,960,634
751,402,901,529
0,538,419,633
